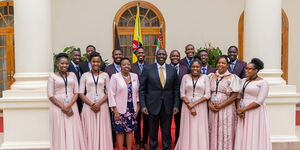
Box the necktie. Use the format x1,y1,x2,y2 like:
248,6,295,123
202,68,207,74
75,66,80,77
175,66,179,75
139,64,143,75
159,66,165,88
116,65,121,72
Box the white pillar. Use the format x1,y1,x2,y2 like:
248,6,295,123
0,0,52,149
244,0,300,142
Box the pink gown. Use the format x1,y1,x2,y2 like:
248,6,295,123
175,74,211,150
79,72,113,150
234,79,272,150
47,72,86,150
208,70,241,150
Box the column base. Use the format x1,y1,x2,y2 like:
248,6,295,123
259,69,286,86
0,141,49,150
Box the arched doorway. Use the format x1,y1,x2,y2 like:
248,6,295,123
0,1,14,97
113,1,165,64
238,9,289,82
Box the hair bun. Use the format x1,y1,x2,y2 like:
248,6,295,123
251,58,264,70
56,53,69,60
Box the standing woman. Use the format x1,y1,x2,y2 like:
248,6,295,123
234,58,272,150
108,57,140,150
47,53,85,150
79,52,113,150
208,55,241,150
175,59,210,150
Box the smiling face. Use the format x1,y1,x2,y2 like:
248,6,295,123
228,47,238,62
57,57,69,73
185,45,195,59
199,51,208,65
170,51,180,65
135,48,145,62
112,50,123,64
216,57,229,74
90,56,101,72
156,49,167,65
120,59,131,74
245,63,258,79
71,50,81,65
190,61,201,76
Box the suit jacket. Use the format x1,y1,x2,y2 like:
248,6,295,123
206,65,216,75
79,60,106,74
178,64,189,83
139,63,180,115
105,63,119,78
229,59,247,79
131,61,148,81
179,57,189,68
68,62,81,83
108,72,139,114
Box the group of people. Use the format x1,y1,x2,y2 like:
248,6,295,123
47,44,272,150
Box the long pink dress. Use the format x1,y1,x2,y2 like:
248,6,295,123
234,79,272,150
47,72,86,150
79,72,113,150
208,70,241,150
175,74,211,150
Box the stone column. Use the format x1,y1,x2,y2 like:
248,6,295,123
0,0,52,149
244,0,300,142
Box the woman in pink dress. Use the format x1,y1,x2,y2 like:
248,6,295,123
79,52,113,150
47,53,86,150
208,55,241,150
175,59,211,150
234,58,272,150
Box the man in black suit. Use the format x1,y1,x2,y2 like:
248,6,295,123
169,50,189,144
131,47,149,150
68,49,83,113
227,46,247,79
198,49,216,75
140,49,180,150
79,45,106,74
104,49,123,78
179,44,195,68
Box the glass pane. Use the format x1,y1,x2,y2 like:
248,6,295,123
151,35,158,45
147,10,156,20
127,35,133,45
120,35,126,45
5,16,13,26
0,6,5,15
143,35,150,45
0,59,6,70
141,18,150,27
128,18,135,27
118,17,127,27
9,6,13,15
0,70,7,81
0,17,7,27
140,7,148,16
121,10,131,20
0,47,6,57
151,17,160,27
129,7,137,17
0,36,6,46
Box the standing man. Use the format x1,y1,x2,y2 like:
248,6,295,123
79,45,106,73
179,44,195,68
227,46,246,79
105,49,123,78
131,47,150,150
140,49,180,150
169,50,189,144
68,49,83,113
198,49,216,75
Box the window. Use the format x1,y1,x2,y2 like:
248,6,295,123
114,1,165,64
0,1,14,97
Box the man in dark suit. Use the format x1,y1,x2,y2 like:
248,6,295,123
68,49,83,113
169,50,189,144
198,49,216,75
179,44,195,68
131,47,149,150
227,46,247,79
79,45,106,74
140,49,180,150
105,49,123,78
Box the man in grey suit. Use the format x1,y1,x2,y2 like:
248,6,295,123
139,49,180,150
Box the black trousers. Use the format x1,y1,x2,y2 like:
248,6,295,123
148,105,172,150
134,109,149,145
174,110,181,144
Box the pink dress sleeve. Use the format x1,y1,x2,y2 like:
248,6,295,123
72,72,79,94
104,73,110,95
47,73,54,98
255,80,269,105
204,75,211,99
180,74,187,98
108,74,117,107
79,73,86,94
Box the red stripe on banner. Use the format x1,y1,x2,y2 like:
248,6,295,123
0,116,3,132
296,110,300,126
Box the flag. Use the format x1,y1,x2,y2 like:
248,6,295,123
114,21,121,50
132,4,143,63
155,24,163,62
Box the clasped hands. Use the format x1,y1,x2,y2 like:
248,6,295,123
184,100,197,116
90,102,101,113
61,105,74,117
